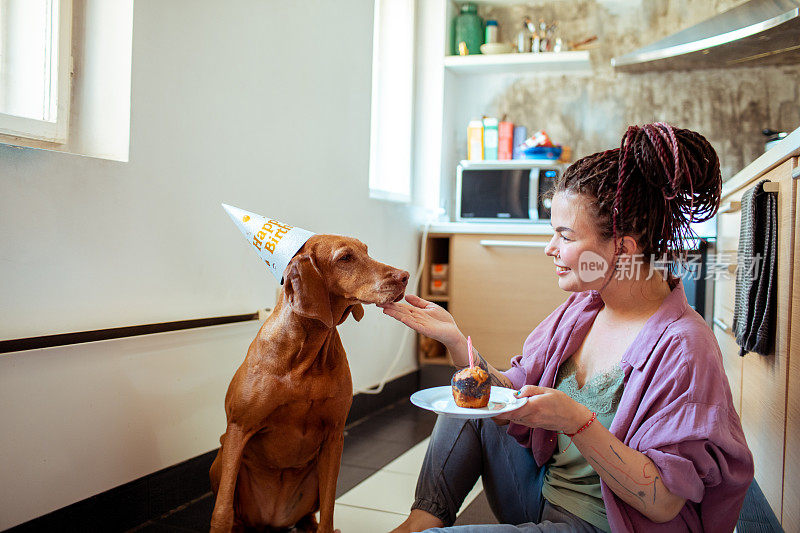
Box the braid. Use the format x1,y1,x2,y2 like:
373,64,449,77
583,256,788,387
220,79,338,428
550,123,722,275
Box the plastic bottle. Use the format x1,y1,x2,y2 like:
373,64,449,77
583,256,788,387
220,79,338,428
483,117,499,160
485,20,498,44
467,119,484,161
452,3,484,56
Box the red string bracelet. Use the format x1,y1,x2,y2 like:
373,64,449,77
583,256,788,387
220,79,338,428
564,411,597,438
558,411,597,452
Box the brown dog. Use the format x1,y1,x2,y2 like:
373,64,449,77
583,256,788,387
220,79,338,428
209,234,409,532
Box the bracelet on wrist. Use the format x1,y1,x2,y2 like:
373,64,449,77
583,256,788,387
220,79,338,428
563,411,597,438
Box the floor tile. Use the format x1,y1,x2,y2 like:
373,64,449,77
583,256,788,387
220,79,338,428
333,503,407,532
131,521,197,532
347,416,436,445
337,464,378,498
381,439,430,476
341,433,422,470
336,470,419,515
454,491,498,526
158,493,213,531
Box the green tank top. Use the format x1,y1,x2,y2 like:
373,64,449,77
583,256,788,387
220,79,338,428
541,357,625,533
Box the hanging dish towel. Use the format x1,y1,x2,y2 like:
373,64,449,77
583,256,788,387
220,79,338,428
732,179,778,356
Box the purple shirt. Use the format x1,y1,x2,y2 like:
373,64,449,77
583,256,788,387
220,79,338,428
503,280,754,532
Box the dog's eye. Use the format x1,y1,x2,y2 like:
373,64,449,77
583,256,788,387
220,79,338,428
338,253,353,262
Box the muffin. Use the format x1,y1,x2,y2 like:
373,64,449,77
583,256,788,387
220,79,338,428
451,366,491,408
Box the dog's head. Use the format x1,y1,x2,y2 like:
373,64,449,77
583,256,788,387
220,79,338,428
282,235,409,329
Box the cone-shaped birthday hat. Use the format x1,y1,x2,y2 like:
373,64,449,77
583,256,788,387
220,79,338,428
222,203,315,284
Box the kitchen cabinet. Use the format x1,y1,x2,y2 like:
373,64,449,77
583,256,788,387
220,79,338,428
418,231,567,371
783,161,800,532
713,156,798,527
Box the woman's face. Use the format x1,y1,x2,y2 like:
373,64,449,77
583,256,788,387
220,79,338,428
544,191,616,292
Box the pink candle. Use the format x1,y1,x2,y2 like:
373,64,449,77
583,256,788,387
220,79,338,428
467,335,474,369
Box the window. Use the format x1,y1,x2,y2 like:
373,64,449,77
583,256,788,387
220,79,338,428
0,0,72,143
368,0,415,202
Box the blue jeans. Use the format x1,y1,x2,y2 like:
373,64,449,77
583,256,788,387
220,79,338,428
413,416,604,533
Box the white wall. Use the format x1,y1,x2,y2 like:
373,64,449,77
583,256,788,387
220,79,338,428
0,0,421,528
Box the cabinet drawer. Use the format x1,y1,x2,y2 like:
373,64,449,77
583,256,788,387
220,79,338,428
449,235,567,370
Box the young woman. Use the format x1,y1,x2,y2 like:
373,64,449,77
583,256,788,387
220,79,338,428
380,124,754,533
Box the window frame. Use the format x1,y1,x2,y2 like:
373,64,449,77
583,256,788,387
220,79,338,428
368,0,416,203
0,0,72,143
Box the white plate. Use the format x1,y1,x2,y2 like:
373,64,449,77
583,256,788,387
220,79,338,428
410,386,526,419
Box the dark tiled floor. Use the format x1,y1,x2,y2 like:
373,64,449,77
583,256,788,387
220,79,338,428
127,393,783,532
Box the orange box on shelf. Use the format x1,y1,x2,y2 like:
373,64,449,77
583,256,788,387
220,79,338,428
430,279,448,295
431,263,449,279
420,335,446,359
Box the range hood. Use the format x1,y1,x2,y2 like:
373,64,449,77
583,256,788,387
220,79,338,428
612,0,800,72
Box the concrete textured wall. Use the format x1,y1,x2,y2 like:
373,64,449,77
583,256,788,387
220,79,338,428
478,0,800,180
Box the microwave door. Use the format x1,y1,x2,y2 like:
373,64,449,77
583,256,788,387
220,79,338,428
459,168,530,221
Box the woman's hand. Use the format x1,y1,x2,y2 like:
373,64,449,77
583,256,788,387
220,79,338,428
494,385,593,434
378,294,463,350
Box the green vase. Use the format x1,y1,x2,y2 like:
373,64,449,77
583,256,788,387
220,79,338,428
452,3,484,55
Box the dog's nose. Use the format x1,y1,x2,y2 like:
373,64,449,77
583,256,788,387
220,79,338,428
393,270,410,286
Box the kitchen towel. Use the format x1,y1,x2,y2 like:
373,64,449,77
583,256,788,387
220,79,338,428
732,179,778,356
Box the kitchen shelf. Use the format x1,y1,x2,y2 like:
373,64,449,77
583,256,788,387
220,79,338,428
422,294,450,302
443,51,591,75
420,356,452,366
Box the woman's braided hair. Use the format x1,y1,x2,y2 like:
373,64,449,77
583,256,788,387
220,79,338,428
552,123,721,274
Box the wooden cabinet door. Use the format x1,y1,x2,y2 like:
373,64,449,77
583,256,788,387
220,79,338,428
449,234,568,370
782,157,799,531
717,159,795,522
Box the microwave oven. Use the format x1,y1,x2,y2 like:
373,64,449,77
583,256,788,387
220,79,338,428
456,161,563,222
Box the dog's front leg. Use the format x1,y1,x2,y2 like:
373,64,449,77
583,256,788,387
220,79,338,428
210,424,251,533
316,430,344,533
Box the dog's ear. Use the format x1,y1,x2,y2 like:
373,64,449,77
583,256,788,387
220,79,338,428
338,303,364,325
284,254,333,329
350,303,364,321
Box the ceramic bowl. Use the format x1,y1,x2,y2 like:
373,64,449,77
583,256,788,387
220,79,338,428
480,43,514,55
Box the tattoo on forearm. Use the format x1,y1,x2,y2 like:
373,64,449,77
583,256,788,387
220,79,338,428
586,443,666,513
609,444,625,463
456,348,512,387
587,457,647,508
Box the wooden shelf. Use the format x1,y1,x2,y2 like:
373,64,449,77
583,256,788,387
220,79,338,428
443,51,591,75
422,294,449,302
420,356,452,366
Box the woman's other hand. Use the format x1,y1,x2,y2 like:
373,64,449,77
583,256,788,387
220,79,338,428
378,294,463,350
495,385,593,434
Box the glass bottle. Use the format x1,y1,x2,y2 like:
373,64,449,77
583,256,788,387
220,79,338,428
452,3,484,56
516,21,531,53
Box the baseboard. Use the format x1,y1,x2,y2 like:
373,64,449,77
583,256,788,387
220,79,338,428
6,370,420,532
5,449,218,533
347,369,420,424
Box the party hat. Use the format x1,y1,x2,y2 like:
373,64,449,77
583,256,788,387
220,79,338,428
222,203,315,283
